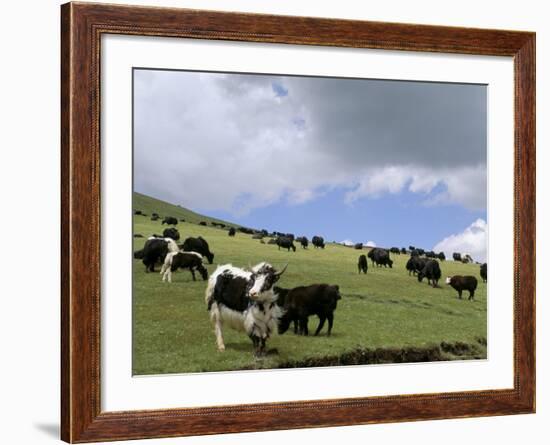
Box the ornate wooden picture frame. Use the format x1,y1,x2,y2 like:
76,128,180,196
61,2,535,442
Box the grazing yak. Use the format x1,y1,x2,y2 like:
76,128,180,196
417,260,441,287
135,237,179,272
276,284,341,336
238,227,255,235
133,234,144,238
205,262,287,355
267,238,277,245
446,275,478,300
134,210,143,215
461,254,473,264
480,263,487,282
312,236,325,249
401,247,407,254
252,233,264,240
390,247,400,255
179,218,186,222
276,236,296,252
406,256,426,276
162,227,180,241
228,227,236,237
296,236,308,249
425,251,436,258
150,215,160,221
358,254,368,274
437,251,446,261
162,216,178,225
368,248,393,268
354,243,363,250
181,236,214,264
199,221,207,226
160,251,208,283
452,252,462,261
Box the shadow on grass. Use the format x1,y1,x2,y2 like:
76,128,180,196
239,339,487,370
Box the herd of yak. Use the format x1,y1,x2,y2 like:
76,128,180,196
133,210,488,356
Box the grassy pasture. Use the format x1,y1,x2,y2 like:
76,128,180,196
132,194,487,375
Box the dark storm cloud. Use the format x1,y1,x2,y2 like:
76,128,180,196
133,69,486,214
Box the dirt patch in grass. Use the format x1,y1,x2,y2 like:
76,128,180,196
244,340,487,370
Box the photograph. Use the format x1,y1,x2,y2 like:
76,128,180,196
132,68,489,375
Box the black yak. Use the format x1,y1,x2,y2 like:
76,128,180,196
181,236,214,264
358,254,368,274
276,284,341,336
368,248,393,268
480,263,487,283
312,236,325,249
162,216,178,225
417,260,441,287
162,227,180,241
446,275,478,300
276,236,296,252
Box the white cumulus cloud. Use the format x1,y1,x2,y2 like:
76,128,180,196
433,219,487,263
134,70,486,215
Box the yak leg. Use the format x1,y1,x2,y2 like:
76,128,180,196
250,335,266,357
314,316,326,336
327,313,334,336
210,303,225,352
190,268,196,281
301,318,309,336
458,290,463,299
469,290,475,301
163,268,172,283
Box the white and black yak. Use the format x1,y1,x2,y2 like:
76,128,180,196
205,262,287,356
160,251,208,283
134,237,179,272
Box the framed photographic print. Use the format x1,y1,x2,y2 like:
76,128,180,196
61,2,535,442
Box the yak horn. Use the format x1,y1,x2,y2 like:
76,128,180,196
276,263,288,277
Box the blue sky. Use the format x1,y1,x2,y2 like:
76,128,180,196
203,188,486,250
134,69,488,260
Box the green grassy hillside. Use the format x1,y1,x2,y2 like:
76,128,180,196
133,191,238,228
132,193,487,375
